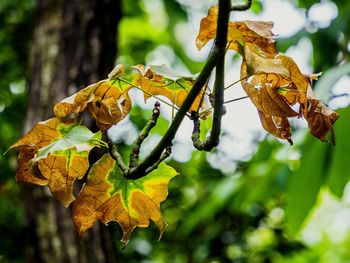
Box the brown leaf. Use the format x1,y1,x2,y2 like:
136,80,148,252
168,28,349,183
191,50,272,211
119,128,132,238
38,151,89,207
53,83,96,118
10,118,94,207
87,82,132,132
258,110,293,145
241,61,299,118
16,146,48,186
305,87,339,144
196,5,277,56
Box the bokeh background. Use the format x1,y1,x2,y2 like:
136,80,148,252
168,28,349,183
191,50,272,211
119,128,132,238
1,0,350,262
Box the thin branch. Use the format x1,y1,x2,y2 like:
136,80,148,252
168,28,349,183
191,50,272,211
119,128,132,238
145,146,172,174
191,0,230,151
127,0,231,179
192,49,226,151
129,102,161,169
108,141,128,174
231,0,252,11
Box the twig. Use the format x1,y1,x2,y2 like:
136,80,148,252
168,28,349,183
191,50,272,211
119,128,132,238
129,102,161,168
145,146,172,174
231,0,252,11
191,0,230,151
108,141,128,174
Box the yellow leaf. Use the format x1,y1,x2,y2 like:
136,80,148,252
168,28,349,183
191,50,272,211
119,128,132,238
87,81,132,132
73,153,177,247
134,64,206,113
38,151,89,207
53,83,96,118
10,118,94,207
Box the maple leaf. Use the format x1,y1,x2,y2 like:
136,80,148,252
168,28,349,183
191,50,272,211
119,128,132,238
133,64,206,113
9,118,103,207
196,5,277,56
53,64,136,132
72,153,177,247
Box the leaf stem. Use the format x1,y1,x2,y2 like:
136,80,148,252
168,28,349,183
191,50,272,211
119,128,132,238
224,76,248,90
119,78,191,118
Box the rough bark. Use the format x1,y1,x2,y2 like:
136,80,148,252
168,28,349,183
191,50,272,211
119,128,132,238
22,1,121,262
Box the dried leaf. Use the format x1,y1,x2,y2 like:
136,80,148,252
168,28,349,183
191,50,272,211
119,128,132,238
196,5,276,56
240,61,299,118
305,87,339,144
38,150,89,207
53,84,96,118
73,153,177,247
53,64,136,132
134,64,206,113
10,118,99,207
258,110,293,145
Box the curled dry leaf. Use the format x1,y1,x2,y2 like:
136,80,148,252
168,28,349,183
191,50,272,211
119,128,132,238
9,118,101,207
196,5,276,56
240,45,339,144
73,153,177,247
258,110,293,145
87,80,132,132
53,84,96,119
134,64,207,113
305,87,339,144
241,61,299,118
53,64,136,132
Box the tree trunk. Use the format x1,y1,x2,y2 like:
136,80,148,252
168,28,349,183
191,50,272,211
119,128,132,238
22,1,121,262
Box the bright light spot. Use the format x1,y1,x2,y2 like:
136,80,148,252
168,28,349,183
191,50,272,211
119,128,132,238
285,37,313,73
308,0,338,28
329,75,350,109
142,0,168,30
10,80,26,95
234,0,306,38
0,103,5,113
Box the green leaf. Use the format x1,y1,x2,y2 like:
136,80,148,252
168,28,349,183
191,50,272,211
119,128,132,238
327,107,350,197
314,62,350,101
286,137,331,235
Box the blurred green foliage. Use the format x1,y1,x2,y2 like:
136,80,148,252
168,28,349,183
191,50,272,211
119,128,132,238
1,0,350,262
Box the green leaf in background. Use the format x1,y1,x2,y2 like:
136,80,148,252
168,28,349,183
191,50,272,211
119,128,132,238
327,107,350,197
286,137,331,235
